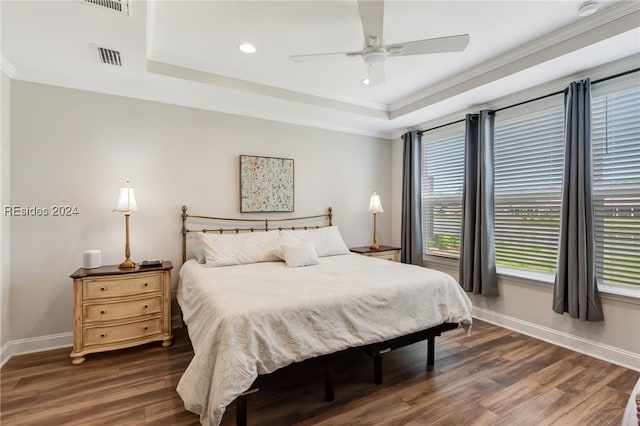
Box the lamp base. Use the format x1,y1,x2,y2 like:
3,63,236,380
119,259,135,268
370,243,380,251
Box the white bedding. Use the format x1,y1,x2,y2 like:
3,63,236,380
177,253,473,425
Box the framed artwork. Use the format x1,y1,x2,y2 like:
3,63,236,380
240,155,294,212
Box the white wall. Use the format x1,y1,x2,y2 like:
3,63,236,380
390,136,640,370
7,80,392,344
1,70,10,352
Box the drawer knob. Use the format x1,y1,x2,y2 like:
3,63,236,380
143,305,148,309
100,310,105,314
100,333,106,338
144,326,148,331
100,287,105,291
144,283,148,287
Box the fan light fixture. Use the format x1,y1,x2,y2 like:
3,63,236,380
289,0,470,86
239,43,256,54
577,1,598,17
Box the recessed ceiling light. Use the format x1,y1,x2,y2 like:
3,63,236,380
577,1,598,17
362,78,370,86
239,43,256,54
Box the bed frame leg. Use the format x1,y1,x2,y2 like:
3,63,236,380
427,336,435,370
374,353,383,384
236,387,258,426
325,369,335,402
236,395,247,426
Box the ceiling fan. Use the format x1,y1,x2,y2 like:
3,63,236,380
289,0,470,86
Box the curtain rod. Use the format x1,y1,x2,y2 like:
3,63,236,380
415,119,465,135
414,67,640,136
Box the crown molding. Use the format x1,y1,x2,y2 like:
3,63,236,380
392,53,640,139
390,2,640,119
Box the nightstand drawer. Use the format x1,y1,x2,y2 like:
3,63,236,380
84,317,163,346
367,251,397,261
84,295,162,322
84,274,161,300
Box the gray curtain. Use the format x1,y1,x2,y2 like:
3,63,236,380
401,130,423,265
459,111,498,297
553,79,604,321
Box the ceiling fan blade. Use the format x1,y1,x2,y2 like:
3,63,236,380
387,34,470,56
367,63,385,86
289,51,361,62
358,0,384,45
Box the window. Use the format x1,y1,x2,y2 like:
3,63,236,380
493,98,565,274
421,123,465,259
592,74,640,288
419,69,639,290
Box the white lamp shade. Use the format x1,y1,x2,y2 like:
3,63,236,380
114,182,139,213
368,192,384,213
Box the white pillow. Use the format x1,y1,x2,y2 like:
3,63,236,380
272,230,308,260
307,226,350,257
281,240,319,268
280,226,350,258
198,231,281,267
278,229,310,244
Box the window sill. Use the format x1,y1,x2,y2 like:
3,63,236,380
424,255,640,305
597,284,640,304
424,255,457,270
496,267,640,304
496,266,554,285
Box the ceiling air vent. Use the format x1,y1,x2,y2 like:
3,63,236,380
97,47,123,67
82,0,129,16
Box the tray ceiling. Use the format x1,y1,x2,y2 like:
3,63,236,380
2,1,639,138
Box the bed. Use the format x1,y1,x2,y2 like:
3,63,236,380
177,206,473,426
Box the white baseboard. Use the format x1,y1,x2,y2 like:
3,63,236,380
0,320,186,369
0,341,9,369
3,310,638,372
0,332,72,369
473,306,640,372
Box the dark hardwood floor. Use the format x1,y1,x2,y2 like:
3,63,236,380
1,320,637,425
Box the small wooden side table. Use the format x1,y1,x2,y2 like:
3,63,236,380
69,261,173,365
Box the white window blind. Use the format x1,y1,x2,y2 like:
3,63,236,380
421,123,465,259
592,74,640,288
494,99,565,273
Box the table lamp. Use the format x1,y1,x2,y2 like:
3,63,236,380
368,192,384,250
114,180,139,268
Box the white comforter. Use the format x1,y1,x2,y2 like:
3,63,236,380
177,254,473,425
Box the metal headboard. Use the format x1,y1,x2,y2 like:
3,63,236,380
181,205,333,264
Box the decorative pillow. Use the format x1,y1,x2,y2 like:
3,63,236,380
198,231,281,267
190,246,206,264
307,226,350,257
281,240,319,268
273,230,305,258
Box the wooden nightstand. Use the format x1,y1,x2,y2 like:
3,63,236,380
69,261,173,365
350,245,401,262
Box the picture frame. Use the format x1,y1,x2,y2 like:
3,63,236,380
240,155,294,212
